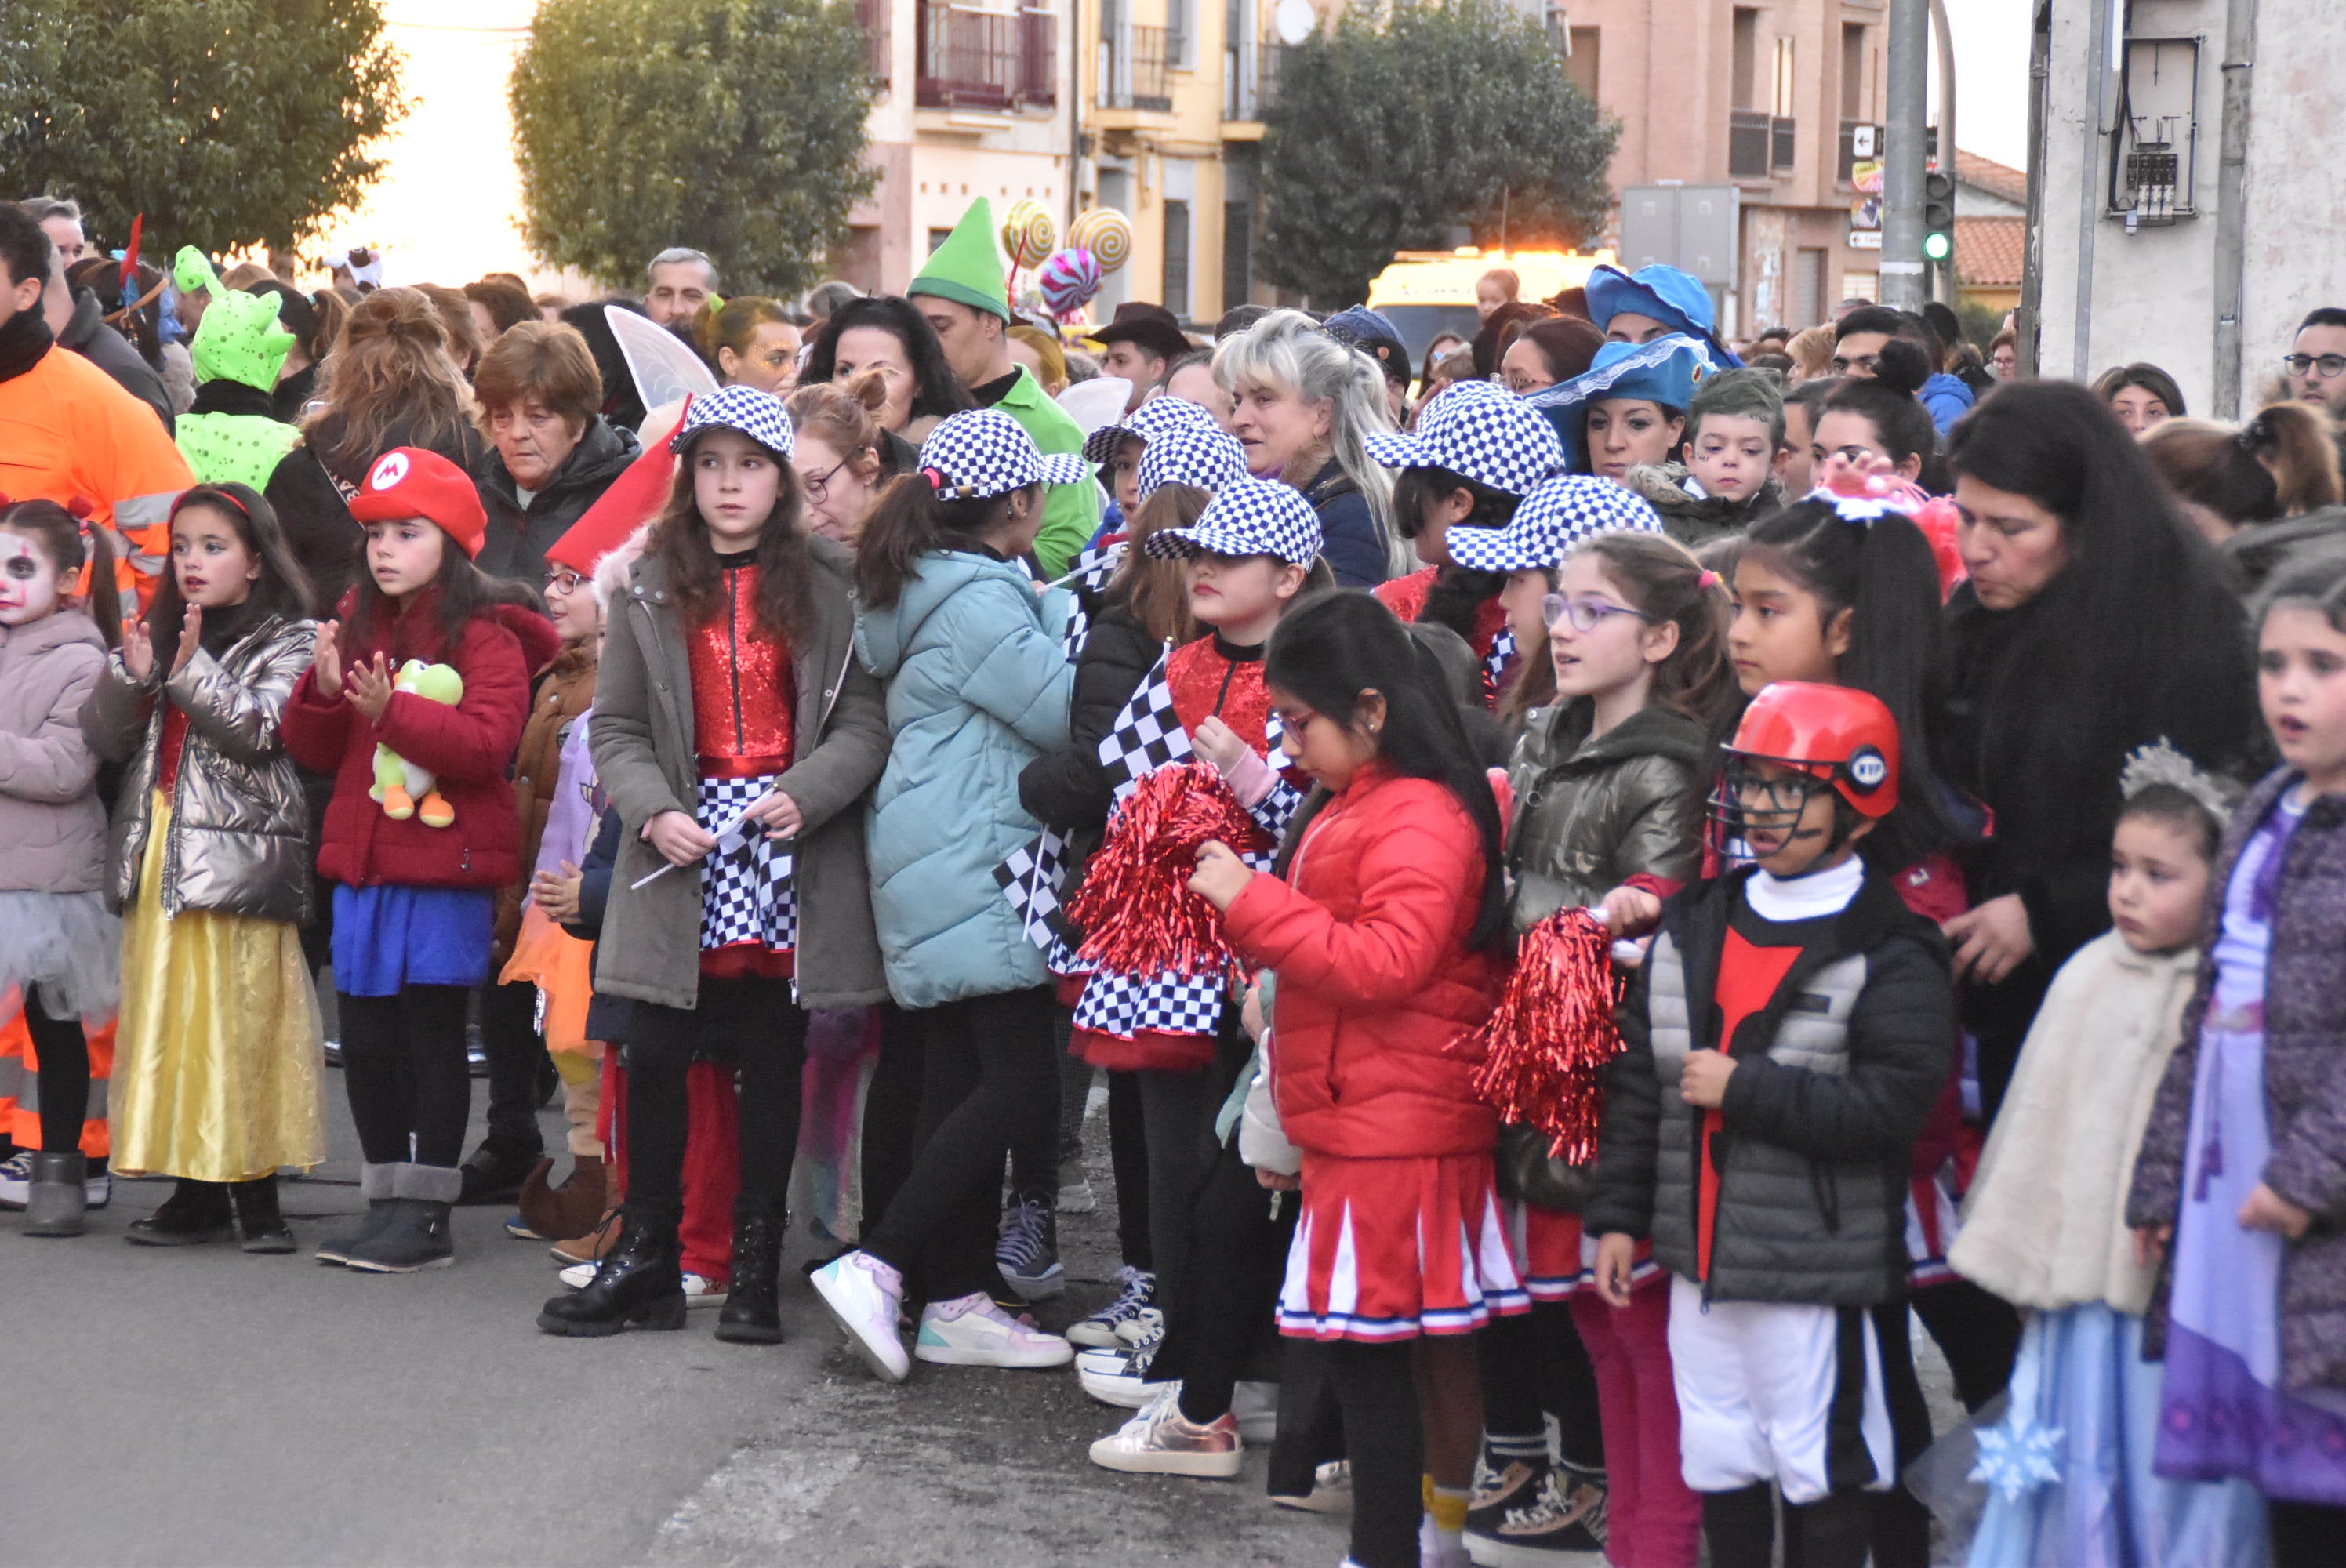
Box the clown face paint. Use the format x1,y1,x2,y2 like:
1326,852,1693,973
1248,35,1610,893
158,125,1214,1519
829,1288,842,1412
0,531,62,627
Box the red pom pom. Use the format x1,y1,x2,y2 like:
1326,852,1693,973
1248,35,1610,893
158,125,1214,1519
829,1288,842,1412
1467,908,1625,1165
1067,760,1270,982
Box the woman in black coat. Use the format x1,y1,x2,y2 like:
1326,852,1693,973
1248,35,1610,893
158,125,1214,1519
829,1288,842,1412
1936,379,2257,1122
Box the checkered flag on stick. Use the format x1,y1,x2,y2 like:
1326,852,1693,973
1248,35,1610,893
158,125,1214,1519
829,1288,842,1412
1097,647,1191,801
1057,540,1124,662
993,828,1073,946
1485,626,1516,705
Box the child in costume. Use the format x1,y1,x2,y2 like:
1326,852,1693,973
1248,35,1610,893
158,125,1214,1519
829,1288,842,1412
170,249,301,490
1955,742,2265,1566
85,483,322,1250
1587,682,1956,1568
0,500,123,1236
2128,550,2346,1567
281,447,546,1272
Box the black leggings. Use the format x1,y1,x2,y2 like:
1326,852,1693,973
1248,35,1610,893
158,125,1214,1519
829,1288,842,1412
340,984,472,1167
859,1004,924,1235
1328,1339,1425,1568
862,985,1058,1302
1476,1301,1607,1469
1705,1482,1872,1568
26,986,90,1154
1108,1069,1151,1268
478,977,550,1155
1166,1134,1295,1425
1137,1066,1217,1305
625,976,808,1210
1910,1277,2021,1412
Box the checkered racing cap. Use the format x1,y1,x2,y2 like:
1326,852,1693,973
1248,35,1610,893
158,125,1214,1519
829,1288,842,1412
1135,420,1247,503
670,384,795,459
1080,394,1223,465
1444,472,1663,572
1145,474,1323,565
1364,380,1563,495
919,409,1091,499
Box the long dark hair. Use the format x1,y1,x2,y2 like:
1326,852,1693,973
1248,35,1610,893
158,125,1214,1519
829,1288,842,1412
1727,499,1959,869
147,485,317,662
1943,379,2253,850
1266,591,1509,952
648,434,817,641
1392,465,1514,646
345,520,504,661
854,474,1023,609
1821,342,1937,470
0,499,121,649
802,296,976,427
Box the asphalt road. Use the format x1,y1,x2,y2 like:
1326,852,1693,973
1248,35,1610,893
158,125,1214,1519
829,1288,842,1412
0,1072,1349,1568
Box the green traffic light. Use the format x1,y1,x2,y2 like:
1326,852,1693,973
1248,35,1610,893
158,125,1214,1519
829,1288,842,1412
1923,230,1952,262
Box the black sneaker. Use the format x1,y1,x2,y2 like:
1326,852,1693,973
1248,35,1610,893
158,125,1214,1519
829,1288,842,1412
1465,1465,1607,1565
457,1139,543,1206
995,1196,1064,1301
1465,1453,1550,1535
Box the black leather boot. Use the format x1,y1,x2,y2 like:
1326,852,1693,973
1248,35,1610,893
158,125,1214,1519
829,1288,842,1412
538,1200,687,1336
714,1198,786,1345
230,1174,296,1254
125,1178,235,1247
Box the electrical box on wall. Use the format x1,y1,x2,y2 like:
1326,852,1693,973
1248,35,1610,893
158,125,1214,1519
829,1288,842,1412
2109,33,2200,224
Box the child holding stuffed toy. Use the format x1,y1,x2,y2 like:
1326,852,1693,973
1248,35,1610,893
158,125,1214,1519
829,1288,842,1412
83,483,324,1252
1187,588,1520,1568
281,447,546,1272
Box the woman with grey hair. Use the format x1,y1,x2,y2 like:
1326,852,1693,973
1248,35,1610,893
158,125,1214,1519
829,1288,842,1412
1213,309,1400,586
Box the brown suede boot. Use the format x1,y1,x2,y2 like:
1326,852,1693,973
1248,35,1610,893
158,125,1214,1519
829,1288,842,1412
521,1154,608,1244
548,1157,622,1265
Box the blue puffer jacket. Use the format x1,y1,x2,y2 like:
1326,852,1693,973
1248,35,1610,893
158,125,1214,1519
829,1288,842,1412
855,550,1076,1010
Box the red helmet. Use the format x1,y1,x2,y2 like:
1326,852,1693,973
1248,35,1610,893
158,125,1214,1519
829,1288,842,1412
1724,682,1901,818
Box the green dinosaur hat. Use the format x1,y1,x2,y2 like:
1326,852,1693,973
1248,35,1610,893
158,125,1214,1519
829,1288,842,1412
908,198,1010,322
176,245,295,392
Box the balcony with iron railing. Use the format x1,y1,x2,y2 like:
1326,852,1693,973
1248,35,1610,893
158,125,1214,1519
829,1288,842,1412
1097,21,1171,114
915,2,1057,111
1222,39,1286,122
1728,109,1796,180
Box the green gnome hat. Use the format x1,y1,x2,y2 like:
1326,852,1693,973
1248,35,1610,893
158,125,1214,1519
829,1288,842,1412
175,245,295,392
908,198,1010,323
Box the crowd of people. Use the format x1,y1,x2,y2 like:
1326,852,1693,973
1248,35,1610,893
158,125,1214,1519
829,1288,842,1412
7,183,2346,1568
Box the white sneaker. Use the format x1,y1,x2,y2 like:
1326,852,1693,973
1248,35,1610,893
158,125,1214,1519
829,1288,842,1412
913,1291,1075,1368
559,1261,728,1307
810,1251,910,1382
1088,1385,1244,1479
1077,1337,1162,1406
1233,1379,1280,1443
1272,1459,1355,1514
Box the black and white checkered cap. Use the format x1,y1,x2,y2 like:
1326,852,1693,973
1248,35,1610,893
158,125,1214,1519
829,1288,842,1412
1080,394,1222,465
920,409,1092,498
1363,380,1563,495
1144,474,1323,565
1135,421,1247,502
1444,472,1663,572
670,384,796,459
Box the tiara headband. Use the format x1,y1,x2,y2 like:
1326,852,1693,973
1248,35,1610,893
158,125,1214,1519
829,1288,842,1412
2119,738,2237,823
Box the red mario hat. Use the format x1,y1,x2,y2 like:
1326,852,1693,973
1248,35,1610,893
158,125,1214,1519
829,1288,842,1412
350,447,488,559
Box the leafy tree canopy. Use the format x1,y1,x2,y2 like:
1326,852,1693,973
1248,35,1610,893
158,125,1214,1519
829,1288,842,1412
511,0,877,297
0,0,405,255
1260,0,1619,305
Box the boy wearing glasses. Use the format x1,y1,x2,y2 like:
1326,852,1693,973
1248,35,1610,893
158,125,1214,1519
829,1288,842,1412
2283,307,2346,418
1586,681,1954,1568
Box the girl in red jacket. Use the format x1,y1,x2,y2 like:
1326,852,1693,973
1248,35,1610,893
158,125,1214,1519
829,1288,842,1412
1190,590,1519,1568
282,448,540,1274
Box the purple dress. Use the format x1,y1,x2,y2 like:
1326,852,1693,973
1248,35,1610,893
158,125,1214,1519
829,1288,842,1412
2159,789,2346,1504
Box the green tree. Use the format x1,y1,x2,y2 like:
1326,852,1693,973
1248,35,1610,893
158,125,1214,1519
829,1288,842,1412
1259,0,1618,306
0,0,404,254
510,0,877,297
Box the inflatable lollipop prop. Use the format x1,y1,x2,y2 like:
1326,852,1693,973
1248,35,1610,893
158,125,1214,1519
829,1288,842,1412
1039,246,1102,327
1069,207,1133,274
1000,199,1059,307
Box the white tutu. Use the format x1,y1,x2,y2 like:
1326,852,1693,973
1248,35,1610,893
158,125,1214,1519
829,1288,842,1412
0,889,122,1018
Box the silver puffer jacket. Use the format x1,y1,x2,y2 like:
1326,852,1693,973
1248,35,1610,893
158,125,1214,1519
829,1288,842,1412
82,614,320,923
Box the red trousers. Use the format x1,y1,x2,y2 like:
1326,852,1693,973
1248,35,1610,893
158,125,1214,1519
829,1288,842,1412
1570,1280,1702,1568
600,1053,740,1285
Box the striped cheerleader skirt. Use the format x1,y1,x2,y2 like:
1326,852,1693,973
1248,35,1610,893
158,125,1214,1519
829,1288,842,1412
1279,1149,1529,1341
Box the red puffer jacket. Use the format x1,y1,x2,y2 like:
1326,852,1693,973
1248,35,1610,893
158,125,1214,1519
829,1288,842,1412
283,593,550,891
1223,764,1505,1160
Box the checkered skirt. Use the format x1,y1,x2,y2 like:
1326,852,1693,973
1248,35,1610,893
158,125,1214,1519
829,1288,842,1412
696,773,797,955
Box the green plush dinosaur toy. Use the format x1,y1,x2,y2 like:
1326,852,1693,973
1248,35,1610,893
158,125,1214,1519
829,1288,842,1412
370,660,464,827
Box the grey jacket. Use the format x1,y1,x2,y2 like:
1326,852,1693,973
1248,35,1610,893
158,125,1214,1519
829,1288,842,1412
0,610,111,893
591,538,892,1011
1505,700,1709,931
82,614,319,923
1585,869,1953,1305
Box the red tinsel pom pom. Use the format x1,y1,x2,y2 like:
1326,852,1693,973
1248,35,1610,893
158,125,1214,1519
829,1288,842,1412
1067,760,1270,982
1467,907,1625,1166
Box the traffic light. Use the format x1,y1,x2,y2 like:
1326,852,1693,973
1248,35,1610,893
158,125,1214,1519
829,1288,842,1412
1923,171,1956,263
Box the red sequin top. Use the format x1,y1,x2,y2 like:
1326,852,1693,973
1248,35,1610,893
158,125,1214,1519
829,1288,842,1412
1165,633,1273,749
157,702,191,797
688,556,796,779
1374,565,1513,701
